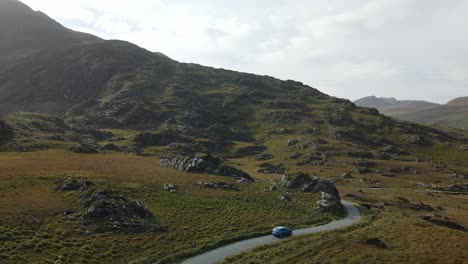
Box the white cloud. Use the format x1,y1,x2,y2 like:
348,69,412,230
20,0,468,103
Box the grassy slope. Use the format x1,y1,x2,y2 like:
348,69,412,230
222,163,468,264
0,151,333,264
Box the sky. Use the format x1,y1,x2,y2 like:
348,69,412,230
22,0,468,103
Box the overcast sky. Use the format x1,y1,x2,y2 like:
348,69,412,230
22,0,467,103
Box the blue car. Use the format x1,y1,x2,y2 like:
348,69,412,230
272,226,293,237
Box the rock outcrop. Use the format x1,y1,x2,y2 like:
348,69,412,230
448,183,468,192
160,154,254,182
55,177,162,233
315,191,342,212
420,215,465,231
275,172,343,212
276,172,340,198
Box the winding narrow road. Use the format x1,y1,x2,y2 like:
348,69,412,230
181,201,361,264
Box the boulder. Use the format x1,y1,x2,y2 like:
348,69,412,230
277,172,340,199
315,191,343,212
160,154,254,182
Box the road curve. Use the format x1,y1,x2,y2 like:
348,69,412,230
181,201,361,264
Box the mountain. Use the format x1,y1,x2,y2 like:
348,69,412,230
392,97,468,130
0,1,467,264
354,96,440,115
354,96,468,130
447,96,468,106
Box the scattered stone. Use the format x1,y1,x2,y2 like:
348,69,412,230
365,238,388,249
257,163,286,174
420,215,465,231
196,181,239,191
160,154,254,182
416,182,442,191
163,184,178,193
341,172,354,179
446,173,468,179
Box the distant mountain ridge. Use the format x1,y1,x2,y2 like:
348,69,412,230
354,96,468,130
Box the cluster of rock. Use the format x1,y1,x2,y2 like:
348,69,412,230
55,177,162,233
69,141,143,155
274,172,343,212
315,192,342,212
160,154,254,182
196,181,239,191
416,182,442,191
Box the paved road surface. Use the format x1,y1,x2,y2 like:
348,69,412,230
181,201,361,264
